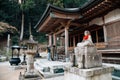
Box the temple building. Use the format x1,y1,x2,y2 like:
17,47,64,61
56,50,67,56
35,0,120,64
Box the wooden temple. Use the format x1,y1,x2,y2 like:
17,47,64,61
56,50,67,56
35,0,120,63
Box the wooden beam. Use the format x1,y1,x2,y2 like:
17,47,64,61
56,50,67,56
83,4,112,21
105,18,120,26
53,19,62,25
54,20,72,35
60,22,66,27
55,29,64,35
52,12,80,19
82,0,112,19
96,30,99,43
60,20,72,28
55,25,63,32
38,16,51,32
70,23,81,27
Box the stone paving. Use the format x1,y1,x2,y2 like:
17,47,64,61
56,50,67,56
0,61,25,80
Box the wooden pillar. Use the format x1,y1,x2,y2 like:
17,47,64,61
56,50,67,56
103,16,107,42
48,34,52,46
60,37,65,46
60,37,62,46
61,20,71,61
73,36,76,47
103,26,107,42
65,27,69,60
78,34,80,42
62,37,65,46
69,37,71,47
53,33,56,46
96,30,99,43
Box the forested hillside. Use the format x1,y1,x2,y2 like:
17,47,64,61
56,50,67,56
0,0,88,44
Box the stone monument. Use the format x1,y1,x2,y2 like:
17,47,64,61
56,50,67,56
64,31,114,80
74,45,102,69
19,35,41,80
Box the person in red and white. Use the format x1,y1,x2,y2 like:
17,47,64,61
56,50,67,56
74,30,94,68
77,30,93,47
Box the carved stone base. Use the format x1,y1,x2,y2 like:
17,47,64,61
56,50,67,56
64,66,114,80
74,46,102,69
19,71,41,80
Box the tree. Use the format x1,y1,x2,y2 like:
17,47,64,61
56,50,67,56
0,0,20,26
47,0,64,8
63,0,88,8
19,0,35,41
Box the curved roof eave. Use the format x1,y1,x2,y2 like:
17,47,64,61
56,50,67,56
34,4,81,30
81,0,104,12
49,4,81,13
34,0,103,31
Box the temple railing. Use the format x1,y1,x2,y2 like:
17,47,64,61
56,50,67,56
97,42,120,64
107,41,120,49
95,42,107,49
94,41,120,49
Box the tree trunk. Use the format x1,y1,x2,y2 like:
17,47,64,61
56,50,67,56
20,12,24,41
7,34,10,54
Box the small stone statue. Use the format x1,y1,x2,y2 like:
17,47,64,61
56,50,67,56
74,30,102,69
29,35,34,42
77,30,93,47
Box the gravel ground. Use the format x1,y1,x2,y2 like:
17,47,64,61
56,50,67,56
0,61,25,80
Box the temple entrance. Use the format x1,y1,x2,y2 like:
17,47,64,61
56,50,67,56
91,28,104,43
69,24,104,48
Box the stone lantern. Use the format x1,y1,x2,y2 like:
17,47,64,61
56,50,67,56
19,35,40,80
26,35,38,74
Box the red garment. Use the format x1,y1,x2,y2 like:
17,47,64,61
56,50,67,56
83,35,89,40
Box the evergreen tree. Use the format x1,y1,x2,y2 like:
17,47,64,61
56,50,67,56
63,0,88,8
47,0,64,8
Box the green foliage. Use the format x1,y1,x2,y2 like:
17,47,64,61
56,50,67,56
21,0,35,11
11,35,19,45
47,0,64,8
0,48,12,59
63,0,88,8
0,49,6,55
33,32,47,44
0,0,20,25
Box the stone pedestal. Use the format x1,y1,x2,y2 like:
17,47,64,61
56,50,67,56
19,51,41,80
74,45,102,69
69,45,114,80
64,66,114,80
26,54,34,73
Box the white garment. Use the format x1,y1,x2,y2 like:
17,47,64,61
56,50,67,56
77,35,93,47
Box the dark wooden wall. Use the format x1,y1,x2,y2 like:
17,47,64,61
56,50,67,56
106,21,120,48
